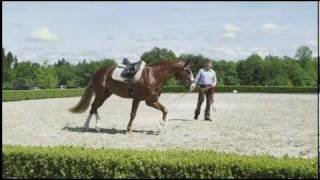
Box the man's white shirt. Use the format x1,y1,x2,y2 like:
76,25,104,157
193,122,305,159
194,68,217,86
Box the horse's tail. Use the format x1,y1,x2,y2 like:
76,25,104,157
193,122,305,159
69,78,94,113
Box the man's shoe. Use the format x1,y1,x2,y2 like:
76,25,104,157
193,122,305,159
204,117,212,121
194,115,198,120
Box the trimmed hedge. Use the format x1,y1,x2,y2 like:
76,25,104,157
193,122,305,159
2,145,316,178
2,86,317,102
2,89,83,101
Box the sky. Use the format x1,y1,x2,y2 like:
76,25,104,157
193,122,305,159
2,1,318,64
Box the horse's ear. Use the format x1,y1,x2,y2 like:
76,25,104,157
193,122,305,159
184,60,190,67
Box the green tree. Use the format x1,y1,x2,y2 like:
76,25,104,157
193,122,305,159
236,54,264,85
215,60,239,85
2,48,7,87
284,58,305,86
2,48,5,61
55,62,76,85
66,79,80,88
303,60,317,86
101,58,117,66
3,51,14,84
262,55,291,86
140,47,176,65
142,47,177,85
295,46,312,68
56,58,69,67
75,59,117,87
165,77,179,86
2,49,20,89
179,54,210,75
2,46,317,89
36,66,58,89
294,46,316,86
15,62,41,89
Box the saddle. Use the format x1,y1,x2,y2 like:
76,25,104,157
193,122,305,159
113,58,145,98
120,60,142,79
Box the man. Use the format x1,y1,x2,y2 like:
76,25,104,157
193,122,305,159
194,60,217,121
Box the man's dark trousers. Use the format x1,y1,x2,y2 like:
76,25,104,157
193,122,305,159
194,84,213,120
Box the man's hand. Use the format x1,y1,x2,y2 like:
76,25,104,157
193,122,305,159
189,83,196,92
193,85,201,92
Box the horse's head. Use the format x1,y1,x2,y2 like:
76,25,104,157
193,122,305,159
174,60,196,92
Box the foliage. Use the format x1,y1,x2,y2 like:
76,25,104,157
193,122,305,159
74,59,117,87
236,54,265,85
15,62,41,89
54,58,77,86
214,60,239,85
164,77,180,86
2,49,18,84
2,145,316,179
295,45,313,68
2,45,317,90
141,47,176,65
179,54,210,76
262,55,290,86
2,50,117,89
36,65,58,89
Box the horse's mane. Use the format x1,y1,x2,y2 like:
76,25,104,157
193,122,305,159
147,59,183,67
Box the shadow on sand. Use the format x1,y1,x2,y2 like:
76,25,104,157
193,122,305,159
168,118,194,122
169,118,212,122
62,126,158,135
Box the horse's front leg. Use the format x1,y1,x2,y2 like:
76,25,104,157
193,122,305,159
146,100,168,131
154,101,168,130
127,98,140,133
154,101,167,123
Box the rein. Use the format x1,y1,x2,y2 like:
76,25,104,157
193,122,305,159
166,92,189,105
166,86,216,113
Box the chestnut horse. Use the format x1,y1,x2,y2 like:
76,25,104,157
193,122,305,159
69,59,195,133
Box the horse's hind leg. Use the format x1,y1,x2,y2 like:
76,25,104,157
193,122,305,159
86,90,112,131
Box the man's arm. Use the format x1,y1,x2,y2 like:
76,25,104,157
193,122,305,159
212,71,217,87
194,69,202,85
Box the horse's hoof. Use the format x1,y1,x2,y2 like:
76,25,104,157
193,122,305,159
163,113,167,121
127,126,133,133
96,127,101,132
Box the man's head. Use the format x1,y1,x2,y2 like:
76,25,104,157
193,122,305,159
205,61,213,69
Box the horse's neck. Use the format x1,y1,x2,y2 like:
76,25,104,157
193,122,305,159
151,63,177,86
